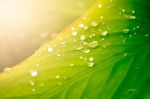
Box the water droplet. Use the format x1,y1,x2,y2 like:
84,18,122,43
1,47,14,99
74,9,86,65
71,26,76,31
60,41,66,45
123,53,128,56
82,41,88,46
76,46,83,50
129,34,133,37
125,15,136,20
123,28,130,33
84,49,90,54
87,62,94,68
30,70,38,77
91,21,98,27
48,47,53,52
83,17,87,20
78,23,85,28
69,63,75,67
100,16,104,20
101,31,108,37
99,29,102,31
32,88,36,92
63,76,69,80
122,38,127,43
131,10,135,14
145,34,149,37
80,35,86,41
136,26,140,28
3,67,12,72
36,64,40,67
29,80,35,86
80,56,84,60
40,83,44,87
72,31,78,36
84,26,89,30
101,38,105,41
88,41,99,48
58,82,62,85
123,88,137,98
98,4,103,8
122,9,125,12
88,57,94,62
55,75,60,79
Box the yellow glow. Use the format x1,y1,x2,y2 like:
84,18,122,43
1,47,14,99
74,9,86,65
0,1,18,19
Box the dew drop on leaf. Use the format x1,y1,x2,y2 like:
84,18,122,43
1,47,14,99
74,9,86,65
132,10,135,14
123,28,130,33
84,26,89,30
78,23,85,28
58,82,62,86
57,54,61,57
88,41,99,48
55,75,60,79
30,70,38,77
125,15,136,20
123,53,128,56
83,49,90,54
145,34,149,37
91,21,98,27
69,63,75,67
136,26,140,29
122,9,126,13
72,31,78,36
48,47,53,52
98,4,103,8
76,46,83,50
29,80,35,86
32,88,36,92
80,35,86,41
100,16,104,20
87,62,95,68
88,57,94,62
40,83,44,87
3,67,12,72
80,56,84,60
101,31,108,37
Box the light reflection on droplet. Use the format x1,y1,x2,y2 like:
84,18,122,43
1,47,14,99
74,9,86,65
72,31,78,36
80,56,84,60
84,49,90,54
3,67,12,72
69,63,75,67
88,41,99,48
98,4,103,8
88,57,94,62
125,15,136,20
91,21,98,27
32,88,36,92
87,62,94,68
145,34,149,37
30,70,38,77
123,28,130,33
29,80,35,86
48,47,53,52
101,31,108,37
80,35,86,41
78,23,85,28
123,53,128,56
55,75,60,79
100,16,104,20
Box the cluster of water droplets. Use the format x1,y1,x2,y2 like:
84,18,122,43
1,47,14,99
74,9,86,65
119,8,136,20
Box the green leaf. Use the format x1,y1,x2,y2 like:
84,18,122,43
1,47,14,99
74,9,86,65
0,0,150,99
